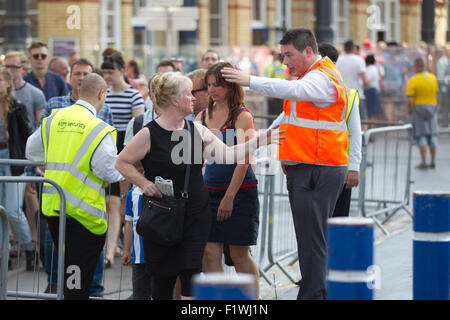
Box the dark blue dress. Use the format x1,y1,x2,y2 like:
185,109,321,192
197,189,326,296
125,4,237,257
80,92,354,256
202,108,260,246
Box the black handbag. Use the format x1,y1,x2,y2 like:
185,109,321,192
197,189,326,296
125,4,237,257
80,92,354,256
136,121,192,246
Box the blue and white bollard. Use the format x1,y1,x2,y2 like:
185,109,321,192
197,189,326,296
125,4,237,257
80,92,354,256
413,192,450,300
193,273,257,300
327,217,375,300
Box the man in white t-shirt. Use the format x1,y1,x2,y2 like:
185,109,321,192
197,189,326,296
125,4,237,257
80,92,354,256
337,40,368,123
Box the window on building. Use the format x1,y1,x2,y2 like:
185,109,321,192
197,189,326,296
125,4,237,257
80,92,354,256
275,0,291,43
332,0,349,44
447,2,450,41
369,0,399,44
210,0,227,46
28,0,38,40
100,0,122,52
133,0,148,16
0,0,5,45
252,0,266,28
0,0,37,47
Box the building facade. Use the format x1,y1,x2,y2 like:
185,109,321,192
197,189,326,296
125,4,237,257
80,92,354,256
0,0,448,67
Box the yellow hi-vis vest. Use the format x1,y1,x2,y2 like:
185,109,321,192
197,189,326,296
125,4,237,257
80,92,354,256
41,104,117,235
345,89,359,124
345,89,360,155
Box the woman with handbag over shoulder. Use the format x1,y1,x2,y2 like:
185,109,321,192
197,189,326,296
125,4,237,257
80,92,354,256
115,72,282,300
195,62,261,297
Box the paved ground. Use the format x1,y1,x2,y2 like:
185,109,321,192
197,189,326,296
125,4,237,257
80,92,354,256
4,133,449,300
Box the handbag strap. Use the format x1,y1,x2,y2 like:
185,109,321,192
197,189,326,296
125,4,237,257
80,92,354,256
181,120,192,199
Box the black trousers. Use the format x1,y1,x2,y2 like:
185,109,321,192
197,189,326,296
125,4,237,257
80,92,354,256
332,187,352,217
132,264,152,300
286,164,346,300
47,216,106,300
151,268,199,300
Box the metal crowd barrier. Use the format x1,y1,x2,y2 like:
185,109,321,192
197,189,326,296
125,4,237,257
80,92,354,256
0,159,66,300
355,124,413,235
224,145,300,287
0,123,414,297
229,124,414,286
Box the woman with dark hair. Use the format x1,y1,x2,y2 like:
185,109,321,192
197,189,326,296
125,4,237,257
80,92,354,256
0,68,35,269
126,59,147,91
101,53,145,268
195,62,261,297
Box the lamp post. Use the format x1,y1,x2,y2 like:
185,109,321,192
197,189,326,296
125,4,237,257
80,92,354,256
314,0,334,44
421,0,435,45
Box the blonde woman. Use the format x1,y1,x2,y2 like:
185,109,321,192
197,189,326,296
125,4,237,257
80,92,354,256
116,72,280,299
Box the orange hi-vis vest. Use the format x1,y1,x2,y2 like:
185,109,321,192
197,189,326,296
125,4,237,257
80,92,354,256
279,56,349,166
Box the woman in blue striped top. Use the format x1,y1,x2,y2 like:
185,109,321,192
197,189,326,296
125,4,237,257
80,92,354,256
101,53,145,268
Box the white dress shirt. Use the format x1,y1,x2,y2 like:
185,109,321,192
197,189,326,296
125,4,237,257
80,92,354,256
25,99,124,183
249,57,338,107
251,57,361,170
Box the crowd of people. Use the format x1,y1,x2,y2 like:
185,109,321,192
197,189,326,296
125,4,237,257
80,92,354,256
0,27,444,300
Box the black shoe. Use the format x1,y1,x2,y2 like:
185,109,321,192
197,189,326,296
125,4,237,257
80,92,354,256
104,258,112,269
44,283,58,294
25,250,36,271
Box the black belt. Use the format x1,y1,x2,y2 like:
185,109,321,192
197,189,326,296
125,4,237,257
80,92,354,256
0,142,7,150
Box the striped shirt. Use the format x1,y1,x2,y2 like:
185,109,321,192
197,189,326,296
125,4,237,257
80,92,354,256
125,187,145,264
106,86,145,131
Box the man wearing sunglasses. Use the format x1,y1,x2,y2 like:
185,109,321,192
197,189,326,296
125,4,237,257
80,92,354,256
24,42,68,101
185,68,208,121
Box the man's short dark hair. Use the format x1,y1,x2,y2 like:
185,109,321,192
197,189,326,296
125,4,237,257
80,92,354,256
28,42,48,54
70,58,94,76
279,28,318,54
318,43,339,63
344,40,355,53
365,54,376,66
156,60,176,72
414,57,425,70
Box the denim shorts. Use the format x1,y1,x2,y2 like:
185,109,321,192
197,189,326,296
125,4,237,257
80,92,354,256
416,135,438,147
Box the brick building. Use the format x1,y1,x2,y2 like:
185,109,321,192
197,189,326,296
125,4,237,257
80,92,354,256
0,0,448,68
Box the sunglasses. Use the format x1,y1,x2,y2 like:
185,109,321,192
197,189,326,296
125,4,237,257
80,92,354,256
191,88,207,95
5,65,23,69
32,54,48,60
104,55,125,70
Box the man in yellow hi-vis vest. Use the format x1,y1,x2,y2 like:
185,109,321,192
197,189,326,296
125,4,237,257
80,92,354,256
26,73,124,299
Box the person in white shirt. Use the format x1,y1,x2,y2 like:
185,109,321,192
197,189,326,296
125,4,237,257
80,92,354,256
221,29,351,300
268,43,361,217
364,54,381,124
336,40,368,125
25,74,124,299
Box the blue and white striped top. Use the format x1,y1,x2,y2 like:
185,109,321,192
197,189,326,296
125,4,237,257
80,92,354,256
125,186,145,264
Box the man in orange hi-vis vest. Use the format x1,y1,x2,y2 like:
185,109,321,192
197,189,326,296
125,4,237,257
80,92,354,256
222,29,349,300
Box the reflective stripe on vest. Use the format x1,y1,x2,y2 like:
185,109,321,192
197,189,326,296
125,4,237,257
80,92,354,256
345,89,360,124
279,56,349,166
42,185,106,220
41,105,116,235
